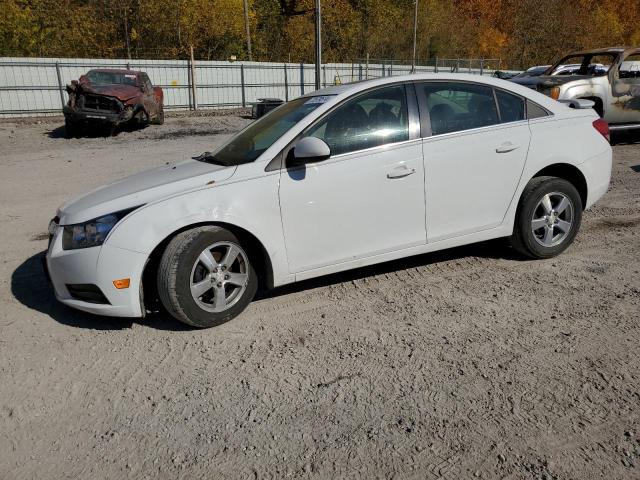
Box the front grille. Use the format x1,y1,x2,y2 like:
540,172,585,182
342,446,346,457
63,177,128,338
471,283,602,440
66,284,111,304
80,94,121,113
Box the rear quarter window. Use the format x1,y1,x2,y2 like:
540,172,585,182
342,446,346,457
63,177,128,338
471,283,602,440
526,100,550,119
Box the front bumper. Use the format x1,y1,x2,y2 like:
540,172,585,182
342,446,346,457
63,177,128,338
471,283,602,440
45,224,147,317
63,106,134,125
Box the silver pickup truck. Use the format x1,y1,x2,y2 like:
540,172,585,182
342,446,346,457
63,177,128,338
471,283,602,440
511,47,640,132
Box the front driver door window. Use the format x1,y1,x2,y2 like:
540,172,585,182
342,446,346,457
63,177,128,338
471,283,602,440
304,86,409,155
279,84,426,274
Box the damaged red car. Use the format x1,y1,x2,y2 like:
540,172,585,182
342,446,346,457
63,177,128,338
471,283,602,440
64,69,164,136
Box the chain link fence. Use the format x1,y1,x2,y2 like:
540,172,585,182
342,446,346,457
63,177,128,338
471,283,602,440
0,57,511,117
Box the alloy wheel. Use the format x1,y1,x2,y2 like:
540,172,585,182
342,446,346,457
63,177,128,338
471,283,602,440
531,192,574,247
189,242,250,313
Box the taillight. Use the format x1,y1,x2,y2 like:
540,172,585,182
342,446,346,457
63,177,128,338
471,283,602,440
550,87,560,100
592,119,610,143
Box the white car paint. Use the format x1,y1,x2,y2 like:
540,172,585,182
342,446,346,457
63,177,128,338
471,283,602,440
46,73,612,318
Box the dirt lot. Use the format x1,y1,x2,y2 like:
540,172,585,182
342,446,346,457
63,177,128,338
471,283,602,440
0,115,639,480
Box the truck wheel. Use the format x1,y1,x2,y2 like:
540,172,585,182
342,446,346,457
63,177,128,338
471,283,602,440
157,226,258,328
152,105,165,125
511,176,582,259
64,119,79,138
135,109,149,127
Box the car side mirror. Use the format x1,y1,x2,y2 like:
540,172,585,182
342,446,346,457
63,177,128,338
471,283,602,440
288,137,331,168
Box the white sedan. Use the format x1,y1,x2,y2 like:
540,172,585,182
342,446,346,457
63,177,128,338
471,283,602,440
45,74,612,328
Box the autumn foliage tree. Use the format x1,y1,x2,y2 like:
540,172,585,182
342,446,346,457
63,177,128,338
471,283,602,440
1,0,639,68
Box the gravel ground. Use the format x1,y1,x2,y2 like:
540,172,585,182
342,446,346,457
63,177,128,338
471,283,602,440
0,115,639,480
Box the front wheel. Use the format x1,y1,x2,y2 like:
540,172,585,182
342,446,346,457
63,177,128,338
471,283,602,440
511,176,583,259
157,226,258,328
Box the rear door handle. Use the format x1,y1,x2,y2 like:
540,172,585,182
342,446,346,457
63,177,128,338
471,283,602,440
496,142,520,153
387,166,416,179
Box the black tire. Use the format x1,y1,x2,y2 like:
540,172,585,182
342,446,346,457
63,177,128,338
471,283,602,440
511,176,583,259
157,226,258,328
152,105,165,125
64,119,79,138
135,109,149,127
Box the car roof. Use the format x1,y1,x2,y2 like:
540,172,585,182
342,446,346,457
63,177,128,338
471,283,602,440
87,69,141,75
303,73,563,113
563,46,637,56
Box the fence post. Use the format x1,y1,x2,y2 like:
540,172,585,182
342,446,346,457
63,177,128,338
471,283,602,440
240,64,246,108
55,62,65,109
435,56,438,73
283,63,289,101
480,58,484,76
389,62,393,76
359,64,363,81
322,65,326,88
365,53,369,79
190,45,198,110
126,62,131,70
300,62,304,95
381,62,385,77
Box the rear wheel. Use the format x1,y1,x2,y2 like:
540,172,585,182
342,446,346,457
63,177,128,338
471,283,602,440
152,105,165,125
511,176,582,259
157,226,258,328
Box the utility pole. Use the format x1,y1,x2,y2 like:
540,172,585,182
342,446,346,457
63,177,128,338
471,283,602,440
411,0,418,72
243,0,252,61
123,8,131,60
314,0,321,90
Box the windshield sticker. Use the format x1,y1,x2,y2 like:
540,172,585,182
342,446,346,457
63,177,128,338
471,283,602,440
305,95,332,105
125,74,137,78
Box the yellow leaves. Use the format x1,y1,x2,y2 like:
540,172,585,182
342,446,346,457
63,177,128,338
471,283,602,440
478,27,508,58
0,0,638,65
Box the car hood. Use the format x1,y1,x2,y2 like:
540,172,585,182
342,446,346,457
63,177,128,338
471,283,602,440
509,74,597,88
58,160,236,225
79,82,142,102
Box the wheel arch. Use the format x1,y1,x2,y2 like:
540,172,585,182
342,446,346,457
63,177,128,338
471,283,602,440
527,163,588,209
577,96,604,117
141,221,275,313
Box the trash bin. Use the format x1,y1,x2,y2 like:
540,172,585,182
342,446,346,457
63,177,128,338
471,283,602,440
252,98,284,119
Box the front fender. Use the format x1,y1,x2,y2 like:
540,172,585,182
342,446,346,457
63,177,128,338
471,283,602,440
560,81,607,103
105,172,292,287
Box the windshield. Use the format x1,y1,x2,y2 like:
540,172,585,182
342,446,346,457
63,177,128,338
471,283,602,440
210,95,333,166
86,71,138,86
548,54,615,77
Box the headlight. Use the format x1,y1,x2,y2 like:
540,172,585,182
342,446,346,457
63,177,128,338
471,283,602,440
62,208,136,250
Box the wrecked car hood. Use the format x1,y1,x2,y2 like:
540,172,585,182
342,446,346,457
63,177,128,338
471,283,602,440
58,160,237,225
510,74,597,89
76,83,142,102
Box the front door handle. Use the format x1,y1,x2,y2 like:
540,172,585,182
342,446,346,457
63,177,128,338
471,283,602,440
496,142,520,153
387,166,416,179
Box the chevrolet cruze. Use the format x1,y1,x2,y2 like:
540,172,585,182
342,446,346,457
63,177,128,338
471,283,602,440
45,74,612,328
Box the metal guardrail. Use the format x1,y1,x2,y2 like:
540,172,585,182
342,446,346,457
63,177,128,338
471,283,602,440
0,57,503,117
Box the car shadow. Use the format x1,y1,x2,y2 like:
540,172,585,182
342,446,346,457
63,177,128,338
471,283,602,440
46,122,148,139
10,251,191,331
254,238,521,301
13,240,523,331
611,130,640,146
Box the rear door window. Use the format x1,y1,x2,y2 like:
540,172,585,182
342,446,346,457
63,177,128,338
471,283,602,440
620,53,640,79
418,82,499,135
